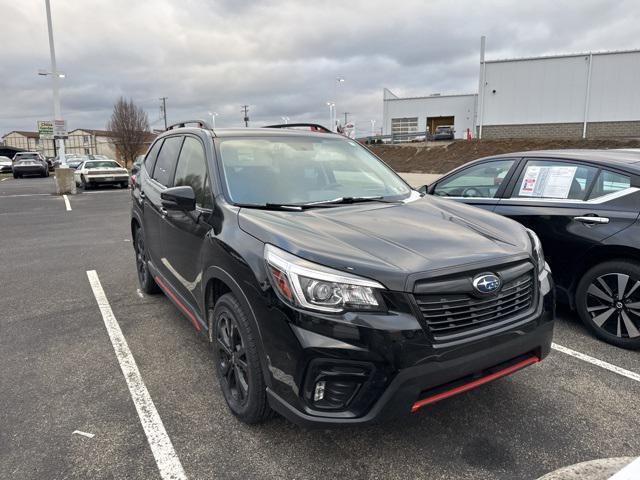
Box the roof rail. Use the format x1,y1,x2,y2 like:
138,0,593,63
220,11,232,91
263,123,333,133
166,119,211,131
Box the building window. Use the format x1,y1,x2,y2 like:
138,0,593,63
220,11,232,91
83,135,90,144
391,117,418,135
84,148,90,155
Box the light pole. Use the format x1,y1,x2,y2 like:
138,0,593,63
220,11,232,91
208,111,218,129
334,76,344,130
326,102,335,131
44,0,66,164
370,119,376,136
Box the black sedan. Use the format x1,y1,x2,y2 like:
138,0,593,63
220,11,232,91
426,149,640,349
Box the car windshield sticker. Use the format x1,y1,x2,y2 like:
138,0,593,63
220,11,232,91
519,165,578,198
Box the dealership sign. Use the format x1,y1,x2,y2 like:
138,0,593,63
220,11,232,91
37,121,54,139
53,120,67,138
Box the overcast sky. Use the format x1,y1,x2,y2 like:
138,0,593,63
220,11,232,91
1,0,639,136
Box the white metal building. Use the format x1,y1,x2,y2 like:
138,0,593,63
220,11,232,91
479,49,640,138
382,89,476,139
383,47,640,140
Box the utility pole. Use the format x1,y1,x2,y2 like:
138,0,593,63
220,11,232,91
241,105,249,127
44,0,65,163
160,97,168,130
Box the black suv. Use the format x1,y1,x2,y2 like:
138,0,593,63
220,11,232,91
131,121,554,426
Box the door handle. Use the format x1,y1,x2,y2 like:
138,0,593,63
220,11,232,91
574,216,610,224
160,207,168,216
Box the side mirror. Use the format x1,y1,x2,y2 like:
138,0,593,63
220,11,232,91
417,184,429,195
161,186,196,211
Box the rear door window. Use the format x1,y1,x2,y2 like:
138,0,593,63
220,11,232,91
434,159,516,198
587,170,632,200
152,136,184,187
511,159,598,200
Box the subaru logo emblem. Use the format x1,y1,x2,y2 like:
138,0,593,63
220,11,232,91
473,273,501,295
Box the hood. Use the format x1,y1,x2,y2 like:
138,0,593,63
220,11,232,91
238,196,532,292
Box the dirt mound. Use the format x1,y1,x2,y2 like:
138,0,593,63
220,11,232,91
369,138,640,173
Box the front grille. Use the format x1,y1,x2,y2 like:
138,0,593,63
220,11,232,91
414,267,535,342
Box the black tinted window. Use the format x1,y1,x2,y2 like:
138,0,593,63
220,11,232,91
152,136,183,187
434,159,515,198
144,139,164,175
174,137,212,208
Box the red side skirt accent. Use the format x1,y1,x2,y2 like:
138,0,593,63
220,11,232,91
155,276,202,332
411,355,540,413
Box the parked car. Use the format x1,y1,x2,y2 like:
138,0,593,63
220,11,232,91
0,156,13,173
131,121,554,426
426,150,640,349
74,159,129,189
12,152,49,178
432,125,455,141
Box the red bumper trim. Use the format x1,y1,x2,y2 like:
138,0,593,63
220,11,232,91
411,354,540,413
155,275,201,332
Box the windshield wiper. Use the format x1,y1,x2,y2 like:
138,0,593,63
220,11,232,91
302,196,402,206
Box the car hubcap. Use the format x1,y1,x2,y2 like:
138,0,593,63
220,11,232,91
586,273,640,338
135,233,148,285
216,312,249,405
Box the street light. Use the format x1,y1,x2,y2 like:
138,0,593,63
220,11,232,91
370,119,376,136
43,0,66,165
208,111,218,129
326,102,335,132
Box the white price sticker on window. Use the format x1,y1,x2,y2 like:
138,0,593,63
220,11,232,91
519,165,578,199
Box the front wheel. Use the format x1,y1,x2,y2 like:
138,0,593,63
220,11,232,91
576,260,640,349
211,293,272,424
134,226,160,294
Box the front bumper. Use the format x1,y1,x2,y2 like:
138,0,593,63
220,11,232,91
264,269,555,427
0,166,12,173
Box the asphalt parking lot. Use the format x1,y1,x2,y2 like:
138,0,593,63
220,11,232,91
1,176,639,480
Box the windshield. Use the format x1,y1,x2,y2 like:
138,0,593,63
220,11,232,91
218,136,411,205
85,161,121,169
15,154,39,160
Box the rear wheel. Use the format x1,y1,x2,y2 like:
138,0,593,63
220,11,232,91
576,260,640,349
211,293,272,424
134,226,160,294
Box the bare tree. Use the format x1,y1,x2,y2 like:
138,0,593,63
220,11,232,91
107,97,150,169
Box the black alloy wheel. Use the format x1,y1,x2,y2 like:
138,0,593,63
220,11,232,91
211,293,272,423
134,226,160,294
577,260,640,349
216,311,250,407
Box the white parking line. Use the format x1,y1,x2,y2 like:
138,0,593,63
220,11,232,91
0,177,8,182
609,457,640,480
0,193,50,198
552,343,640,383
86,270,187,480
63,194,71,211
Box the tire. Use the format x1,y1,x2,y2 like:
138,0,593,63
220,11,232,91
13,173,18,179
211,293,272,424
133,226,161,294
81,175,89,190
576,260,640,349
120,182,128,189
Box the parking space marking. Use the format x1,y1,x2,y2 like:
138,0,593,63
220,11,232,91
0,177,8,182
86,270,187,480
0,193,50,198
552,343,640,383
609,456,640,479
63,195,71,211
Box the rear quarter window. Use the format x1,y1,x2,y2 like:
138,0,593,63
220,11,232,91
144,140,164,175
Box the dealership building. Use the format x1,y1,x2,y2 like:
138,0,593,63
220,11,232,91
383,48,640,140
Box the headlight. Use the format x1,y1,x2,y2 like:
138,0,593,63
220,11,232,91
526,228,546,271
264,244,385,313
